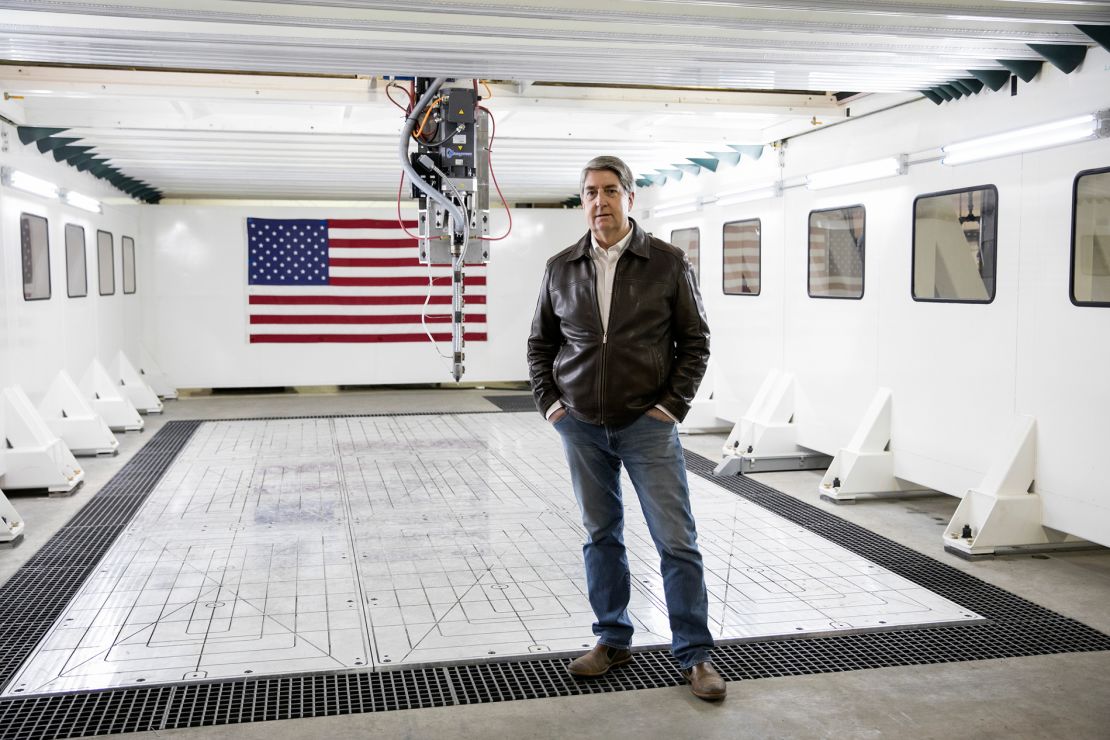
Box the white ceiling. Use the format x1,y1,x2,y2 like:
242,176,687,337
0,1,1106,202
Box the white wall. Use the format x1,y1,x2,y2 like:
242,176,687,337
139,205,585,387
644,47,1110,546
0,121,143,401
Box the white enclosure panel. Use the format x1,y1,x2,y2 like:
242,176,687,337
1015,143,1110,544
0,122,144,401
700,201,787,423
664,150,788,424
139,206,586,387
781,186,883,456
875,158,1023,495
3,195,65,399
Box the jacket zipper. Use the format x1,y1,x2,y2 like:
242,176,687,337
599,255,626,424
589,257,606,421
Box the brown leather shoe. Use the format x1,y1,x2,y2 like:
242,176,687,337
682,661,726,700
567,643,633,677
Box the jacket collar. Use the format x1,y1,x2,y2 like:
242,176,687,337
566,218,651,262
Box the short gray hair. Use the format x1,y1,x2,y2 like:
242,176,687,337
580,155,635,195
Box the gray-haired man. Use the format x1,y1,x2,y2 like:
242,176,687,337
527,155,725,700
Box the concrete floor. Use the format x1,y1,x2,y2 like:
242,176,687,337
2,388,1108,740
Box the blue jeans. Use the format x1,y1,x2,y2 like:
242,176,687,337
554,411,713,669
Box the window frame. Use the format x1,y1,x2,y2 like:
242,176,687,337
20,212,52,302
1069,165,1110,308
721,217,762,297
807,204,866,301
65,223,88,299
911,184,999,305
122,235,137,295
97,229,115,296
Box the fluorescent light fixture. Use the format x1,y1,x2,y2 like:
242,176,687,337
63,190,102,213
941,112,1107,166
2,167,59,200
653,198,702,218
716,181,783,206
806,156,906,190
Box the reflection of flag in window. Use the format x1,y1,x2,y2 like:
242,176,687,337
21,215,34,291
21,214,50,300
809,209,864,297
247,218,487,344
723,221,760,294
670,228,700,277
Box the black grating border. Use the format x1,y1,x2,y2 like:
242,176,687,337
0,414,1106,740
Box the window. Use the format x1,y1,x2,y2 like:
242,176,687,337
65,224,87,298
722,219,760,295
808,206,865,299
122,236,136,294
670,227,700,280
1071,167,1110,307
913,186,998,303
20,213,51,301
97,230,115,296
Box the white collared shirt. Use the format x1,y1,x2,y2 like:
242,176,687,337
590,226,634,333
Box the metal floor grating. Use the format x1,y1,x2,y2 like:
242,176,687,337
0,413,1106,740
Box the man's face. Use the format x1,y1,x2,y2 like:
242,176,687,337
582,169,634,247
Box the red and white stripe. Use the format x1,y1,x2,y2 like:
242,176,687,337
723,221,760,295
248,218,488,343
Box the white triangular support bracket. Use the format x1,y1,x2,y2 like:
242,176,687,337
817,388,934,504
116,351,163,414
79,359,144,432
714,370,830,475
679,355,732,434
943,416,1094,558
139,346,177,400
38,371,119,456
0,386,85,495
0,488,24,546
0,405,26,546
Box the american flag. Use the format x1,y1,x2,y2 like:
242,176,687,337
723,219,760,295
809,208,864,298
247,217,487,344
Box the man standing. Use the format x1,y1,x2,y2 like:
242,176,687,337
527,155,725,700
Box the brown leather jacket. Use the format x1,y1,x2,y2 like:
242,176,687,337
527,219,710,426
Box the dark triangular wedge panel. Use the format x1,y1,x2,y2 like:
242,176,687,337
1028,44,1087,74
959,77,985,94
688,157,719,172
939,84,963,99
1076,25,1110,53
920,89,944,105
36,136,79,154
949,80,974,96
969,69,1011,92
998,59,1042,82
16,126,68,145
53,145,93,163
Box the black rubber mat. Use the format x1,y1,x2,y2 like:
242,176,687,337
483,394,537,412
0,415,1106,740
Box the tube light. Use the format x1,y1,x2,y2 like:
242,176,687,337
716,181,782,206
806,156,906,190
2,168,59,200
653,198,701,218
941,112,1105,166
63,190,102,213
